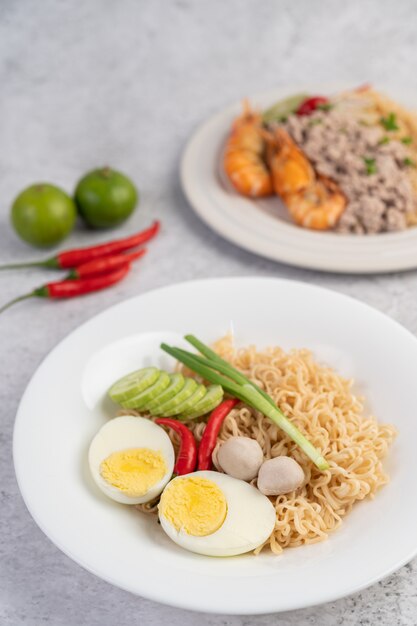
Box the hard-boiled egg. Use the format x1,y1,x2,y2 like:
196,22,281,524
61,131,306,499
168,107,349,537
88,415,174,504
158,470,276,556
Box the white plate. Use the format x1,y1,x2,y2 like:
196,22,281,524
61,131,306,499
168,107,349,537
13,277,417,614
181,85,417,273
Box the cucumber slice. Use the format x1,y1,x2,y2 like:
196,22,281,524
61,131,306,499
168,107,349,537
152,378,198,416
108,367,160,404
165,383,207,417
180,384,224,420
262,93,308,124
120,371,171,409
145,373,185,412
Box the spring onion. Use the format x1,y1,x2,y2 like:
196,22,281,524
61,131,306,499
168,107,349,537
317,102,334,112
380,112,399,132
363,157,377,175
161,336,329,471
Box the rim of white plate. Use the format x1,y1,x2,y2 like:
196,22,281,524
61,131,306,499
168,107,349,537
12,277,417,614
180,83,417,273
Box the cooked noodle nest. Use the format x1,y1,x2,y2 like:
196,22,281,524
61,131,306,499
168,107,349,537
124,336,396,555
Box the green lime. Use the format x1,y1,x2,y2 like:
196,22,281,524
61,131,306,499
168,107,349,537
74,167,138,229
11,183,77,248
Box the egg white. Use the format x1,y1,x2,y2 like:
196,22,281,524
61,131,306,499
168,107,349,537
88,415,175,504
158,470,276,556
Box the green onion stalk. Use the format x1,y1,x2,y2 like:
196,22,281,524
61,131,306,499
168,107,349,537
161,335,329,471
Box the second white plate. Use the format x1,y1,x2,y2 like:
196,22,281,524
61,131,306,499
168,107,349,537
13,278,417,614
181,84,417,273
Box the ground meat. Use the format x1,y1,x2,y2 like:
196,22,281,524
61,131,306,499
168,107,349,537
283,107,417,234
386,208,407,231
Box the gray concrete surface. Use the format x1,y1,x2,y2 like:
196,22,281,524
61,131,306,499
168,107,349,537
1,1,417,624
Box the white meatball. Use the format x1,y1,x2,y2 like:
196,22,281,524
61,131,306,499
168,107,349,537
257,456,304,496
217,436,264,481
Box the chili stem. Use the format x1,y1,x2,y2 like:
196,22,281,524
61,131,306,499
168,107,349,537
0,258,58,271
0,292,37,314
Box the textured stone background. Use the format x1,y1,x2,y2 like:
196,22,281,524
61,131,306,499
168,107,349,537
1,1,417,624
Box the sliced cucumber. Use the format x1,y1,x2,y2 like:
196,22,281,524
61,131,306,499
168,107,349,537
262,93,308,124
146,373,185,412
152,378,198,416
180,384,224,420
167,383,207,416
120,371,171,409
108,367,160,404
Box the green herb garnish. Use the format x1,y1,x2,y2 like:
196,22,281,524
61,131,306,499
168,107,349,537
308,118,323,127
317,102,333,112
402,136,413,145
379,136,390,145
161,335,330,471
404,157,416,167
380,112,399,132
363,157,378,175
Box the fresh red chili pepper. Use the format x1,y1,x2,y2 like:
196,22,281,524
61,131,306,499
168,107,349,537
296,96,329,116
198,399,239,470
0,221,160,271
68,248,147,279
155,418,197,475
0,264,131,314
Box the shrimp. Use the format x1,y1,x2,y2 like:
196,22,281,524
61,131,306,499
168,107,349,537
283,175,347,230
266,127,346,230
223,102,273,197
266,127,315,197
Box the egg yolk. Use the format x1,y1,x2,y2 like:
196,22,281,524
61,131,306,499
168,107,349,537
100,448,167,497
159,477,227,536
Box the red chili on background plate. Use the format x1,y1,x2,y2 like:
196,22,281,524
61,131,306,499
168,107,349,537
296,96,329,116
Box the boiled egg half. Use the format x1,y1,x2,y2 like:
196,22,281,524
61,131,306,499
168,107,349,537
88,415,174,504
158,470,276,556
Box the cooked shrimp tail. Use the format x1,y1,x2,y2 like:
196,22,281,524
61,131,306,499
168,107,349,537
223,101,273,198
266,127,346,230
284,174,347,230
265,127,315,196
